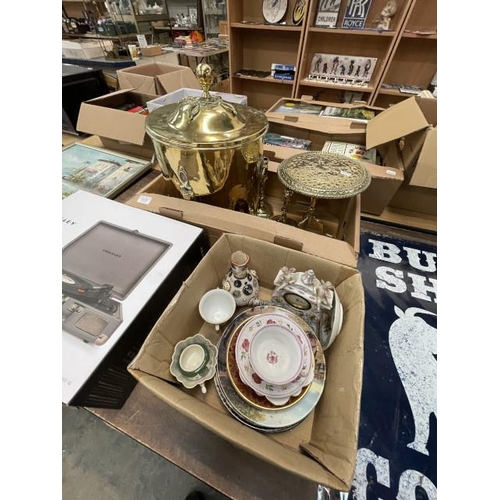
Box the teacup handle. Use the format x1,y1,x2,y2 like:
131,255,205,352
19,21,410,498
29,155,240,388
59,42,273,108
215,324,220,331
200,382,207,394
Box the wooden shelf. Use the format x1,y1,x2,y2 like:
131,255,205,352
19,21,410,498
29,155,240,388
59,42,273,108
233,75,294,85
299,78,375,93
230,22,302,32
308,27,396,37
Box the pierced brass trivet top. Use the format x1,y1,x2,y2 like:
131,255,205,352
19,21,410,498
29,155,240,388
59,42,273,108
277,151,371,199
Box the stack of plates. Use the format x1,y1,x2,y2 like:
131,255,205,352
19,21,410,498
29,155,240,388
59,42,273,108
215,305,326,433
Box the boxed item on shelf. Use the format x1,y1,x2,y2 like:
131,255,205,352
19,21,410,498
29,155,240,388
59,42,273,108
77,89,158,158
262,118,404,216
147,87,247,112
62,190,208,409
127,232,364,492
116,62,201,95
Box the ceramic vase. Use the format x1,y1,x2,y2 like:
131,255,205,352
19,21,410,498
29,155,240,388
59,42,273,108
222,251,259,306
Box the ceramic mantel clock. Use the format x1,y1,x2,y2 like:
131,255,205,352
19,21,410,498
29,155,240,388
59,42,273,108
270,267,344,349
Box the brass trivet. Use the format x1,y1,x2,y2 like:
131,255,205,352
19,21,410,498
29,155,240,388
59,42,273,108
275,151,371,235
277,151,371,199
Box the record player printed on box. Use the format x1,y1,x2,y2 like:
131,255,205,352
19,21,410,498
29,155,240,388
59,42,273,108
62,190,207,408
307,53,377,87
62,221,172,347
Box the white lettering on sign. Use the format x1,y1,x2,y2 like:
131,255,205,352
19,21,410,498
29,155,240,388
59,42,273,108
368,239,437,303
352,449,437,500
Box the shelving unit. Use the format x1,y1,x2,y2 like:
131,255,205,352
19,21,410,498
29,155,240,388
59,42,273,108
297,0,413,105
372,0,437,108
227,1,308,110
226,0,435,110
201,0,227,39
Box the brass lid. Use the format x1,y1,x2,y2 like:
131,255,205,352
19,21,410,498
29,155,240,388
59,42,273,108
145,63,268,150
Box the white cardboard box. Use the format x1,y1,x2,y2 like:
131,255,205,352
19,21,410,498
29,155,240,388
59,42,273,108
62,191,207,408
147,87,248,112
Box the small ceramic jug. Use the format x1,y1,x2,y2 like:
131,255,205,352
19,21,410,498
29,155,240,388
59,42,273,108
222,251,259,306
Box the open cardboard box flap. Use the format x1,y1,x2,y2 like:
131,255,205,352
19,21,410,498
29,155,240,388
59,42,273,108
77,89,157,146
128,233,365,491
365,96,437,150
116,62,200,95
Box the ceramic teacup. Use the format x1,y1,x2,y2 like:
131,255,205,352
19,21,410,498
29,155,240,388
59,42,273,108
178,343,209,377
170,334,217,394
198,288,236,331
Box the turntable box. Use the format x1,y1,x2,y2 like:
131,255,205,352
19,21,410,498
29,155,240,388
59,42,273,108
128,233,364,492
62,191,208,409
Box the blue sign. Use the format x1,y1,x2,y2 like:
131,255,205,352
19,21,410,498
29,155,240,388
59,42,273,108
348,231,437,499
342,0,372,29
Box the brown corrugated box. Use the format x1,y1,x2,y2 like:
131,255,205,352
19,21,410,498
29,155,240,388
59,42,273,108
127,232,364,492
130,166,361,258
76,89,157,157
365,96,437,189
263,109,404,216
116,62,201,95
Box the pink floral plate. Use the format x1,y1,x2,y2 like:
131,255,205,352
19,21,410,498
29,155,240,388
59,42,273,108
235,312,314,399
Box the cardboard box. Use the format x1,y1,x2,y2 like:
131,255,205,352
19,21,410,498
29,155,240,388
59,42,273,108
263,118,404,216
116,62,201,95
62,191,208,409
128,232,365,491
128,181,358,268
265,97,383,135
147,87,248,112
140,44,163,57
77,89,157,158
62,39,113,59
131,166,361,257
365,96,437,189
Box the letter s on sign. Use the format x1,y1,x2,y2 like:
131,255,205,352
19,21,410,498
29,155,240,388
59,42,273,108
375,266,407,294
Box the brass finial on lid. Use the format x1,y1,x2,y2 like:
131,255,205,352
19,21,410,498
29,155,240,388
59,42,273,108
196,63,215,98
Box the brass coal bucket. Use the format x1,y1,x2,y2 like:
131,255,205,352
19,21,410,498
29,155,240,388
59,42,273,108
145,63,269,200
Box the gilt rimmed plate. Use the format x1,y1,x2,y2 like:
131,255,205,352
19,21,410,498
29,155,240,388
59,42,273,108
215,305,326,431
235,312,313,399
226,319,312,410
262,0,288,24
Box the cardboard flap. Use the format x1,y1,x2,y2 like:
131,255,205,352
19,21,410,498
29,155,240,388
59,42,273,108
118,73,157,94
366,97,434,149
409,127,437,188
77,104,148,145
156,68,201,93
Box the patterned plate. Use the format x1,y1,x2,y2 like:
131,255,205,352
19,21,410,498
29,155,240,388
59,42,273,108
215,305,326,432
235,312,314,398
227,319,311,410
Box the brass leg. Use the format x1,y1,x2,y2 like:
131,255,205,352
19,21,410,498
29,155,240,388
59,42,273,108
272,188,297,226
297,197,324,234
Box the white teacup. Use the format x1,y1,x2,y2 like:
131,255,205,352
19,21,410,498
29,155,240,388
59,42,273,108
198,288,236,331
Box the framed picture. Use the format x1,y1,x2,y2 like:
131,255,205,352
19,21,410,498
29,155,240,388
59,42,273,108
315,0,341,28
62,143,152,200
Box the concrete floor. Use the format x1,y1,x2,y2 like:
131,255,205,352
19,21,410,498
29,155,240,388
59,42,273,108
62,404,231,500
